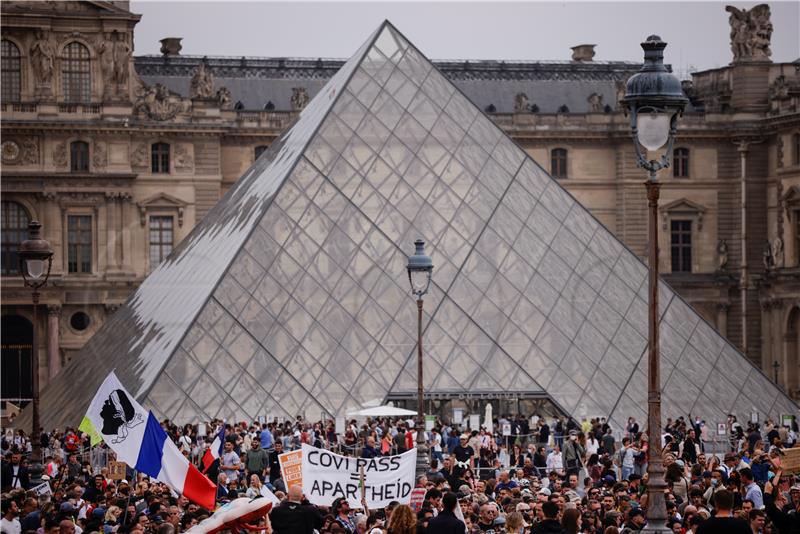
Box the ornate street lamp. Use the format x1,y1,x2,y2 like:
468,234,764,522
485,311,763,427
622,36,688,533
17,220,54,486
406,239,433,477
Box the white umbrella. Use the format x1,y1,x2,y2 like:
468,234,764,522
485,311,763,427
346,405,420,417
484,403,493,433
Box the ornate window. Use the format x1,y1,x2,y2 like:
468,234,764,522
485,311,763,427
67,215,92,273
551,148,568,179
671,220,692,273
151,142,170,173
673,147,689,178
70,141,89,172
1,40,21,102
149,215,174,271
1,201,31,275
62,42,91,103
255,145,269,160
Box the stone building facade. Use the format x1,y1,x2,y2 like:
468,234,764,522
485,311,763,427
1,1,798,413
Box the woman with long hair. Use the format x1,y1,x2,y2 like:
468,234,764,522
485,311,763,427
505,511,525,534
510,443,525,468
386,504,416,534
563,507,582,534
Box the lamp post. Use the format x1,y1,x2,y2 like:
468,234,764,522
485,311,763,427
17,220,54,486
622,36,688,533
406,239,433,477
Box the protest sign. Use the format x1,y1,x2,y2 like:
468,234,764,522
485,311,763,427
502,423,511,436
31,481,52,500
453,408,463,425
716,423,726,436
278,450,303,489
108,461,127,480
425,415,435,431
782,447,800,475
409,487,426,512
301,443,415,509
469,414,480,430
335,417,345,435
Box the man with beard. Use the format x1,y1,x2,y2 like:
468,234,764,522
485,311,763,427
1,500,21,534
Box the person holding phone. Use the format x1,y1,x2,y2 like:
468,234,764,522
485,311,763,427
763,470,800,534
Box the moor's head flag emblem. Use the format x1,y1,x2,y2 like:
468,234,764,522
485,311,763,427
100,388,144,443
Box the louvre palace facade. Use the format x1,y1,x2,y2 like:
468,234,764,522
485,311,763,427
1,1,799,419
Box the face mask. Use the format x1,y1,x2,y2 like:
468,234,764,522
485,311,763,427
711,479,719,487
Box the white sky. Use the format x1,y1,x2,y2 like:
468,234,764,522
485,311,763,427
130,1,800,76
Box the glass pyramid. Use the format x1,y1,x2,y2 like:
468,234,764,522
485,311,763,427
29,22,797,430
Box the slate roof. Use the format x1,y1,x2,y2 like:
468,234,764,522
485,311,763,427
134,55,639,114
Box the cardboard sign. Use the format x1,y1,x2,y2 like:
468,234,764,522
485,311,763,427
335,417,346,435
108,461,127,480
502,423,512,436
300,443,415,509
409,487,427,512
781,447,800,475
716,423,727,436
278,450,303,489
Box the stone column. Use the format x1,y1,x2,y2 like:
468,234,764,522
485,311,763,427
46,305,61,381
120,193,132,272
106,192,119,270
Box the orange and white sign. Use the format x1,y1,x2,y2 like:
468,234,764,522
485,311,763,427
278,450,303,488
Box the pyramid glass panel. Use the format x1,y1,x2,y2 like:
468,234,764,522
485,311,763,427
28,21,797,431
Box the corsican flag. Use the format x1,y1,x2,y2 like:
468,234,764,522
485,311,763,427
86,371,216,510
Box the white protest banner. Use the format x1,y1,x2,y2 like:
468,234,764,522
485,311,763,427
31,481,52,500
301,443,415,509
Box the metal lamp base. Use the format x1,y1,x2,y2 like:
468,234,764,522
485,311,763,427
415,442,429,477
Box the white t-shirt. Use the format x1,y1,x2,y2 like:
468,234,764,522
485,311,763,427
1,517,21,534
221,451,240,481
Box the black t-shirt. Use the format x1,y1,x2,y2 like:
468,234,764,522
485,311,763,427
453,445,474,463
696,516,751,534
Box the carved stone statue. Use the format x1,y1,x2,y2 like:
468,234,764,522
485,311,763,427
615,80,627,110
30,30,55,87
763,239,774,270
190,59,214,99
717,239,729,271
134,83,185,121
112,32,131,87
291,87,309,111
726,4,773,62
217,87,233,110
514,92,529,113
772,236,784,268
587,93,604,112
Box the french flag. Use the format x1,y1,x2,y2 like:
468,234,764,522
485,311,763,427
85,372,216,510
202,425,225,474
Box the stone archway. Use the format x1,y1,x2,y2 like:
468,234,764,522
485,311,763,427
1,314,33,409
785,307,800,399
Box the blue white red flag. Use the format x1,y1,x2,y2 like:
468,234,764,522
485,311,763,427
85,371,216,510
202,425,225,474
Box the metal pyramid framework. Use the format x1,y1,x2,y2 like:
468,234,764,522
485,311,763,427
33,22,797,431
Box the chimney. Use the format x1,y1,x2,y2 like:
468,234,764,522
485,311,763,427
571,44,596,62
160,37,183,57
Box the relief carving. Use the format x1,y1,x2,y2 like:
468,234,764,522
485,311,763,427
98,32,132,99
716,239,728,271
190,58,214,99
173,144,193,171
21,137,39,164
53,141,68,168
134,83,187,121
130,142,149,168
291,87,309,111
726,4,772,62
93,141,107,169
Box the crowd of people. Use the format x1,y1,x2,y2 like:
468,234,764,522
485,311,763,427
1,412,798,534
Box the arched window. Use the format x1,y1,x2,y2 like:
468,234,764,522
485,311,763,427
1,201,31,275
70,141,89,172
62,42,91,103
1,40,21,102
151,142,170,173
254,145,269,160
673,147,690,178
551,148,568,179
